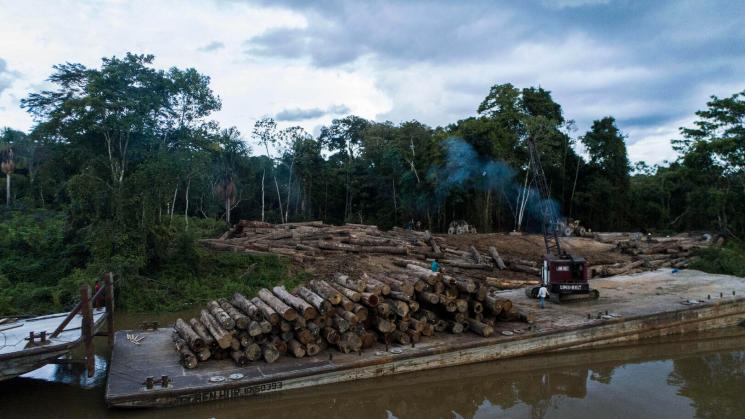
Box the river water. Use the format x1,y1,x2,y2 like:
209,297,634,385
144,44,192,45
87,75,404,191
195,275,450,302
1,311,744,419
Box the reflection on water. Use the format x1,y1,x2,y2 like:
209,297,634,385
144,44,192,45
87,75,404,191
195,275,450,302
21,354,108,389
0,312,744,419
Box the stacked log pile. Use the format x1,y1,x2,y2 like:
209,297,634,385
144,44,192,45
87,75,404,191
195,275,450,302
590,234,710,277
201,220,716,285
201,221,546,279
170,265,522,369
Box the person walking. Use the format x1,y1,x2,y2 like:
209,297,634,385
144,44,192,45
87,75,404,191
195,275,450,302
537,285,549,309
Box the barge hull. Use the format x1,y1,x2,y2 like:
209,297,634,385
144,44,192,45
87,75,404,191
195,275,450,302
105,270,745,408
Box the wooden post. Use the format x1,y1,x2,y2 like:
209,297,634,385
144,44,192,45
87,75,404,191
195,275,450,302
104,272,114,345
80,284,95,378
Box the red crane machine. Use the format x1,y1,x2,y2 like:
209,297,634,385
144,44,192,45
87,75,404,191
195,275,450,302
524,136,599,302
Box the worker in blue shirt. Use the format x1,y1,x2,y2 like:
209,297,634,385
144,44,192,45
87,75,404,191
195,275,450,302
431,259,440,273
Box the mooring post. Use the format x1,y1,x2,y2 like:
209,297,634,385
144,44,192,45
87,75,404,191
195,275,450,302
104,272,115,345
80,284,95,378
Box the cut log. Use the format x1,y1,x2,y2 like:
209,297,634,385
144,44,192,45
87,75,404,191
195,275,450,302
187,318,214,349
272,286,318,320
271,336,288,355
200,309,232,349
365,277,391,295
172,333,198,369
378,276,413,296
388,299,410,317
488,246,507,270
322,327,341,345
207,300,235,330
259,320,272,334
390,330,411,345
352,304,368,322
258,288,299,321
333,315,350,333
262,343,280,363
332,273,366,292
296,286,333,314
305,342,321,356
337,332,363,354
295,328,315,345
195,347,211,362
231,350,250,366
245,320,263,337
335,307,359,324
372,316,397,333
230,336,241,351
454,278,477,293
360,292,379,307
424,230,442,254
174,318,205,352
376,301,393,317
231,293,260,318
466,318,494,337
218,299,250,330
360,330,378,349
244,343,262,361
329,282,361,302
309,280,343,305
469,245,483,264
441,260,492,270
282,339,304,358
510,263,540,276
251,297,280,325
418,291,440,304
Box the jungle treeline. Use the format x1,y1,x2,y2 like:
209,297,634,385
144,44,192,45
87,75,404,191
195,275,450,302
1,53,743,313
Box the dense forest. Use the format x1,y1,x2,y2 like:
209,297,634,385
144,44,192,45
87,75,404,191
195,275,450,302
1,53,743,314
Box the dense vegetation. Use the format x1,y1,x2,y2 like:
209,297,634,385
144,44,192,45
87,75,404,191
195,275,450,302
1,54,743,314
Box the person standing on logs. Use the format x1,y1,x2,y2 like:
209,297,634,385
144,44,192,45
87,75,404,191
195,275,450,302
537,285,549,309
431,259,440,273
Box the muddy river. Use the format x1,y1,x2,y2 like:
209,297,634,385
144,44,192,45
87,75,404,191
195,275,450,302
1,311,744,418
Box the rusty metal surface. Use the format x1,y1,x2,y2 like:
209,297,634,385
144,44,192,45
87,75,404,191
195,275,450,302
105,269,745,408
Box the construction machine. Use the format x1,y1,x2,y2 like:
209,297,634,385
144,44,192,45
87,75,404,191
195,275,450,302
524,136,599,303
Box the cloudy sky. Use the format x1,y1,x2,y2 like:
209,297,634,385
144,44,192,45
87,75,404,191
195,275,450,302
0,0,743,164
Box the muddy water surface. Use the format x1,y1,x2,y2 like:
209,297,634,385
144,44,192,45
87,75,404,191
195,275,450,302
1,311,744,419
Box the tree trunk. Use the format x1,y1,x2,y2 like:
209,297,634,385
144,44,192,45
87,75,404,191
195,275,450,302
273,174,284,223
170,182,179,221
261,168,266,222
184,177,190,229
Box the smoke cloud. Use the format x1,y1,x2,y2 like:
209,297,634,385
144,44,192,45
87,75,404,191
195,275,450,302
432,137,562,232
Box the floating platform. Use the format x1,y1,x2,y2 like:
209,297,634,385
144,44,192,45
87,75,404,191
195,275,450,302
106,270,745,408
0,309,107,381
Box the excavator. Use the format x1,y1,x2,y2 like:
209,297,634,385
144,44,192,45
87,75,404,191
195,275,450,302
524,135,599,303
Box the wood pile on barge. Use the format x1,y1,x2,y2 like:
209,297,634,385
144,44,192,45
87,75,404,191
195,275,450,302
171,266,521,368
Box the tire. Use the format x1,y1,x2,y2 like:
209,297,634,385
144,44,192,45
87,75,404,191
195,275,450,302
525,286,539,298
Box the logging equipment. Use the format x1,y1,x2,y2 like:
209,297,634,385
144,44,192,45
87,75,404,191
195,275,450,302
523,135,599,303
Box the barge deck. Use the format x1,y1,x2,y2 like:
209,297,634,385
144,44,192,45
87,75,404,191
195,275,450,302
106,269,745,408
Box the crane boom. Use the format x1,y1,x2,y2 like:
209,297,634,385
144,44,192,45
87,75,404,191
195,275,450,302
525,136,562,257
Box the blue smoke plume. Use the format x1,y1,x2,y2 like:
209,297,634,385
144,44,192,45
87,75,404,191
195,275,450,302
432,137,562,231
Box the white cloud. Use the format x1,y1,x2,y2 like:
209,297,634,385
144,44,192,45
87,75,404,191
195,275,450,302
0,0,396,149
0,0,742,166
